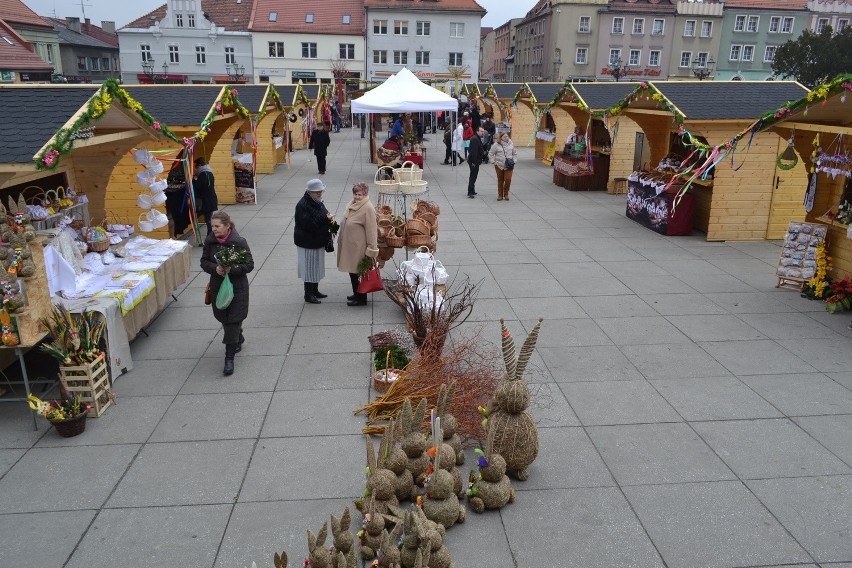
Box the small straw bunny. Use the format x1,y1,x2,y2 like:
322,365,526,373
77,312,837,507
375,523,403,568
384,418,415,503
421,417,465,530
365,433,400,515
358,496,385,560
436,382,464,466
400,398,430,487
330,507,357,568
307,522,331,568
467,425,516,513
398,504,452,568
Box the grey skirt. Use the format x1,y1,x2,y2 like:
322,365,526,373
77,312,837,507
297,246,325,283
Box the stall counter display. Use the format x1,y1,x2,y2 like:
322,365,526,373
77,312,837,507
626,174,695,236
552,152,610,192
775,222,828,290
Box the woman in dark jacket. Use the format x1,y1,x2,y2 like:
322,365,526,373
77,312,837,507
200,211,254,376
165,151,190,237
193,156,218,236
294,178,335,304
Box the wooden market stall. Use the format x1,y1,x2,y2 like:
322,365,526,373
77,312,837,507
290,83,321,151
617,81,810,240
491,83,531,145
228,85,269,203
269,85,299,168
522,83,573,160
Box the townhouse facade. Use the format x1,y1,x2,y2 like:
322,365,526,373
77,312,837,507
480,27,495,81
0,0,61,78
492,18,522,82
548,0,610,82
47,17,120,83
596,0,678,81
668,1,723,80
807,0,852,33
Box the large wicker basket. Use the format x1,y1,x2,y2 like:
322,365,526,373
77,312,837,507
399,179,428,195
394,161,423,183
405,217,430,237
374,167,400,194
385,229,406,248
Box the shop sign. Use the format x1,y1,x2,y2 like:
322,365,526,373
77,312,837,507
600,67,662,77
0,70,14,82
292,71,316,78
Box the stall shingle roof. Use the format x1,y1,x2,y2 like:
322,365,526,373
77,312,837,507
571,83,637,111
300,84,320,101
123,86,224,126
0,86,97,164
235,85,268,114
526,83,565,104
274,84,298,106
490,83,525,99
652,81,809,120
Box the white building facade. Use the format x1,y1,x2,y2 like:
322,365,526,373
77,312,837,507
250,32,365,85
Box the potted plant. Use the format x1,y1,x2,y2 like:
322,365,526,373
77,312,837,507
27,393,88,437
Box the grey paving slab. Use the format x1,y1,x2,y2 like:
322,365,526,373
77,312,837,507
517,427,614,490
0,510,96,567
677,273,757,294
113,357,197,397
589,423,736,485
776,337,852,374
621,342,733,381
488,263,553,281
146,306,222,331
240,435,363,501
651,376,783,421
526,317,612,347
108,439,254,507
497,277,567,298
0,447,24,478
560,380,682,426
0,403,49,449
575,294,658,318
130,328,218,360
547,260,612,280
277,353,370,390
740,373,852,416
528,382,581,428
501,487,665,568
289,324,375,354
204,326,295,358
599,260,671,278
747,475,852,563
150,392,271,442
0,445,138,513
66,504,231,568
561,275,637,296
262,389,367,437
704,291,801,314
624,481,812,568
531,247,593,263
699,340,817,376
737,312,840,340
793,415,852,466
618,274,698,295
596,316,692,345
666,314,766,342
440,507,516,568
245,301,304,328
829,372,852,391
693,418,852,479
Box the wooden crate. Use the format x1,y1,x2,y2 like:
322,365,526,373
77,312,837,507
59,353,113,417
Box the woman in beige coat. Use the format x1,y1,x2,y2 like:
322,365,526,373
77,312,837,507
337,182,379,306
488,132,518,201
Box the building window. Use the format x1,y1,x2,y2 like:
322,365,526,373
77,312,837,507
415,50,430,65
747,15,759,32
373,50,387,64
169,45,179,63
416,21,430,36
450,22,464,38
684,20,695,37
769,16,780,33
628,49,641,66
695,52,708,67
729,44,741,60
268,42,284,57
632,18,644,34
77,56,86,70
195,46,206,64
88,56,100,70
225,46,235,64
305,13,314,23
176,13,183,27
449,52,463,66
734,15,746,32
393,50,408,65
652,19,664,35
578,16,590,33
838,19,849,33
302,42,317,58
188,13,195,27
394,20,408,35
816,18,829,33
609,49,621,64
701,21,713,37
679,51,691,67
268,12,277,22
782,17,794,33
742,45,754,61
373,20,387,35
343,15,351,25
612,17,624,34
141,44,152,62
764,45,777,62
340,44,355,59
575,47,587,64
649,50,660,67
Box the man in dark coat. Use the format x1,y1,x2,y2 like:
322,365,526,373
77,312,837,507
193,156,218,237
309,122,331,174
467,127,485,198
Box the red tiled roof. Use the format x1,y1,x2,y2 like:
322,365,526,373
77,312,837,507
481,26,493,38
0,19,53,70
363,0,486,13
46,17,119,47
124,1,255,32
723,0,808,8
250,0,365,33
0,0,53,29
608,0,677,13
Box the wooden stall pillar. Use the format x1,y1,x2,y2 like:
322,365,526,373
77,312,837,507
511,101,537,148
203,116,243,206
255,110,281,174
607,115,643,192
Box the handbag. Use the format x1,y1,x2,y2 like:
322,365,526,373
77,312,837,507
505,157,515,170
204,283,212,305
357,261,384,294
325,234,335,253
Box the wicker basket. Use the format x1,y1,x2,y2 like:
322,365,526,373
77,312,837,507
414,200,440,216
49,408,88,438
406,233,433,248
394,161,423,183
373,369,400,393
385,232,406,248
378,246,395,261
374,167,400,194
87,239,109,252
415,211,437,226
399,179,428,195
405,217,430,237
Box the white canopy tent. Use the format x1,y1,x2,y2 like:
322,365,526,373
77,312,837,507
352,68,457,113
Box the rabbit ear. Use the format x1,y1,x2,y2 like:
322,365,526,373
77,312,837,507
414,398,427,427
16,195,25,213
341,506,351,531
500,319,518,378
307,529,317,552
336,551,347,568
316,522,328,547
447,381,457,410
389,521,402,544
273,550,288,568
7,197,16,214
386,417,397,444
515,318,543,380
436,384,448,416
378,430,390,468
330,513,340,536
401,398,413,433
366,435,377,473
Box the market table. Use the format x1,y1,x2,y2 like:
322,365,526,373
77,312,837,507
626,177,695,236
552,152,610,191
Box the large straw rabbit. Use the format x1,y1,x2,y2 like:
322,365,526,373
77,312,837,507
436,382,464,466
400,398,430,487
365,433,400,515
421,420,465,529
484,319,543,481
385,418,415,503
357,496,385,560
330,507,356,568
467,426,516,513
307,522,331,568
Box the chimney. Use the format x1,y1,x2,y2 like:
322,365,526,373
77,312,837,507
85,18,91,27
101,21,116,33
66,17,81,33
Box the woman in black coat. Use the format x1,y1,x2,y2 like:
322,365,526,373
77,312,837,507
200,211,254,375
193,156,218,236
294,178,334,304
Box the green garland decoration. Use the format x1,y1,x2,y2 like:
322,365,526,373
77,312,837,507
35,78,181,170
184,85,252,146
776,152,799,170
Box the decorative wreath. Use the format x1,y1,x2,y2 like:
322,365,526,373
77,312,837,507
776,143,799,171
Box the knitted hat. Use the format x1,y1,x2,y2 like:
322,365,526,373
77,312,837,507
306,179,326,193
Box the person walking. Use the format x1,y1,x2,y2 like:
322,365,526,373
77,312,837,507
462,119,474,160
193,156,218,236
165,151,190,237
331,101,341,133
451,121,464,165
309,122,331,175
200,211,254,376
337,182,379,306
489,132,518,201
482,114,496,162
442,124,452,165
295,179,335,304
467,127,485,198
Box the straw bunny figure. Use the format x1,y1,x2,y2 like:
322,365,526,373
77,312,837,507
307,522,332,568
467,426,516,513
273,548,347,568
400,398,430,488
421,418,466,530
374,523,403,568
3,232,35,277
365,433,400,515
330,507,357,568
436,382,464,466
397,505,452,568
358,496,386,560
484,318,543,481
0,202,13,243
7,196,35,241
384,418,415,503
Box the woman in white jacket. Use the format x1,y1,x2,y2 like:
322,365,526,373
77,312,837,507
488,133,518,201
451,121,465,166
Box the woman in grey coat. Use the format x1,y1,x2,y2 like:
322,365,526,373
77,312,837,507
200,211,254,376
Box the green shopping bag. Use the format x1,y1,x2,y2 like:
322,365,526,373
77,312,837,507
215,274,234,309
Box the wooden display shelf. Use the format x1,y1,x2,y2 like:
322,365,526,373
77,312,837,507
59,353,113,417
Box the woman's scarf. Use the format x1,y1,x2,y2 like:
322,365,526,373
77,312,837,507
215,228,232,244
344,197,370,219
196,164,213,176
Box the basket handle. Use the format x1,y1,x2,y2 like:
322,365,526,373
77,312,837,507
45,189,59,203
56,186,66,200
400,160,415,170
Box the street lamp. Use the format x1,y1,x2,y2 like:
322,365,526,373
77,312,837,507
691,56,715,80
225,60,246,82
141,59,169,83
607,57,629,82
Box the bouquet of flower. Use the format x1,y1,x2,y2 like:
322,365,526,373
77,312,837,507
825,277,852,313
329,219,339,237
28,393,86,421
214,246,249,268
39,305,104,366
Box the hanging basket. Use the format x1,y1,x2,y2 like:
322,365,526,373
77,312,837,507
385,228,406,248
374,167,400,194
404,217,430,236
406,233,433,249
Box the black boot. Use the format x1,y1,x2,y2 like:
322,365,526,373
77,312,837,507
223,344,236,376
347,292,368,306
234,332,245,354
304,282,321,304
312,282,328,299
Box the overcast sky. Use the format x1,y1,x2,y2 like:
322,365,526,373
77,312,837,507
23,0,536,29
